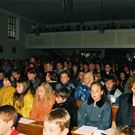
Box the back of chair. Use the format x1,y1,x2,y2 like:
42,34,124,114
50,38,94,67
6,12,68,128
76,100,82,108
112,104,119,122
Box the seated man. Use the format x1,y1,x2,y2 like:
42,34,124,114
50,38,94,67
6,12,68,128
43,108,70,135
104,76,122,104
0,105,20,135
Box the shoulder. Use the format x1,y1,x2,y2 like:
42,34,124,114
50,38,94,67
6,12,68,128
24,91,34,99
119,93,131,99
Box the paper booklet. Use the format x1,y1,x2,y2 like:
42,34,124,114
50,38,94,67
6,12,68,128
73,125,98,135
19,118,36,124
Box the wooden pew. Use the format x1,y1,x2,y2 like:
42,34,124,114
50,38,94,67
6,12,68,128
17,122,43,135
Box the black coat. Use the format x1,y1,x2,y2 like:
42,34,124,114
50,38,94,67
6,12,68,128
116,93,135,127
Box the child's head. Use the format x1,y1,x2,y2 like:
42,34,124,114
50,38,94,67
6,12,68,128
55,88,70,104
16,80,29,94
43,108,70,135
90,82,104,102
127,75,135,95
27,68,37,81
3,75,12,87
0,105,18,135
117,125,135,135
36,82,54,100
105,76,115,91
60,70,71,84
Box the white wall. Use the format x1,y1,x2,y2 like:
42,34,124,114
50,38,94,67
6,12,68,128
0,11,44,59
26,29,135,49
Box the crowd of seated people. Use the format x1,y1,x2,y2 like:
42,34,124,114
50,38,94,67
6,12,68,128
0,55,135,134
31,22,135,33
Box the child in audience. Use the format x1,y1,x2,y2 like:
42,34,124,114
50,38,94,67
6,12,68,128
53,88,78,129
55,70,75,99
0,105,20,135
30,82,55,122
78,82,112,130
11,80,34,118
0,75,15,106
43,108,70,135
104,76,122,104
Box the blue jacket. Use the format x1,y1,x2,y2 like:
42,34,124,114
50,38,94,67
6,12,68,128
75,83,90,101
78,96,112,130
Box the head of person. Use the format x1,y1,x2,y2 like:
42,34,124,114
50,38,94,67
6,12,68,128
90,82,104,102
119,71,126,80
3,75,13,87
83,72,94,86
27,68,37,81
12,69,21,81
60,70,71,85
0,70,5,81
43,108,70,135
88,63,95,72
95,63,101,71
117,125,135,135
56,62,63,71
105,76,115,91
127,75,135,95
77,71,84,82
0,105,18,135
43,62,53,72
35,82,55,107
16,80,29,94
94,73,101,82
55,88,70,104
36,82,53,99
44,71,52,82
105,63,112,73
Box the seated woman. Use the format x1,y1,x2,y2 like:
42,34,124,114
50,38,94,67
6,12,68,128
78,82,112,130
116,75,135,127
30,82,55,122
10,80,34,118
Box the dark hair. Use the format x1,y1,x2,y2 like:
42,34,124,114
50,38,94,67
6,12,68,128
60,70,71,78
56,88,70,99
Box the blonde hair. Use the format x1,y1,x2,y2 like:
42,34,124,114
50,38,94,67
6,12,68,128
44,108,70,131
34,82,55,108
